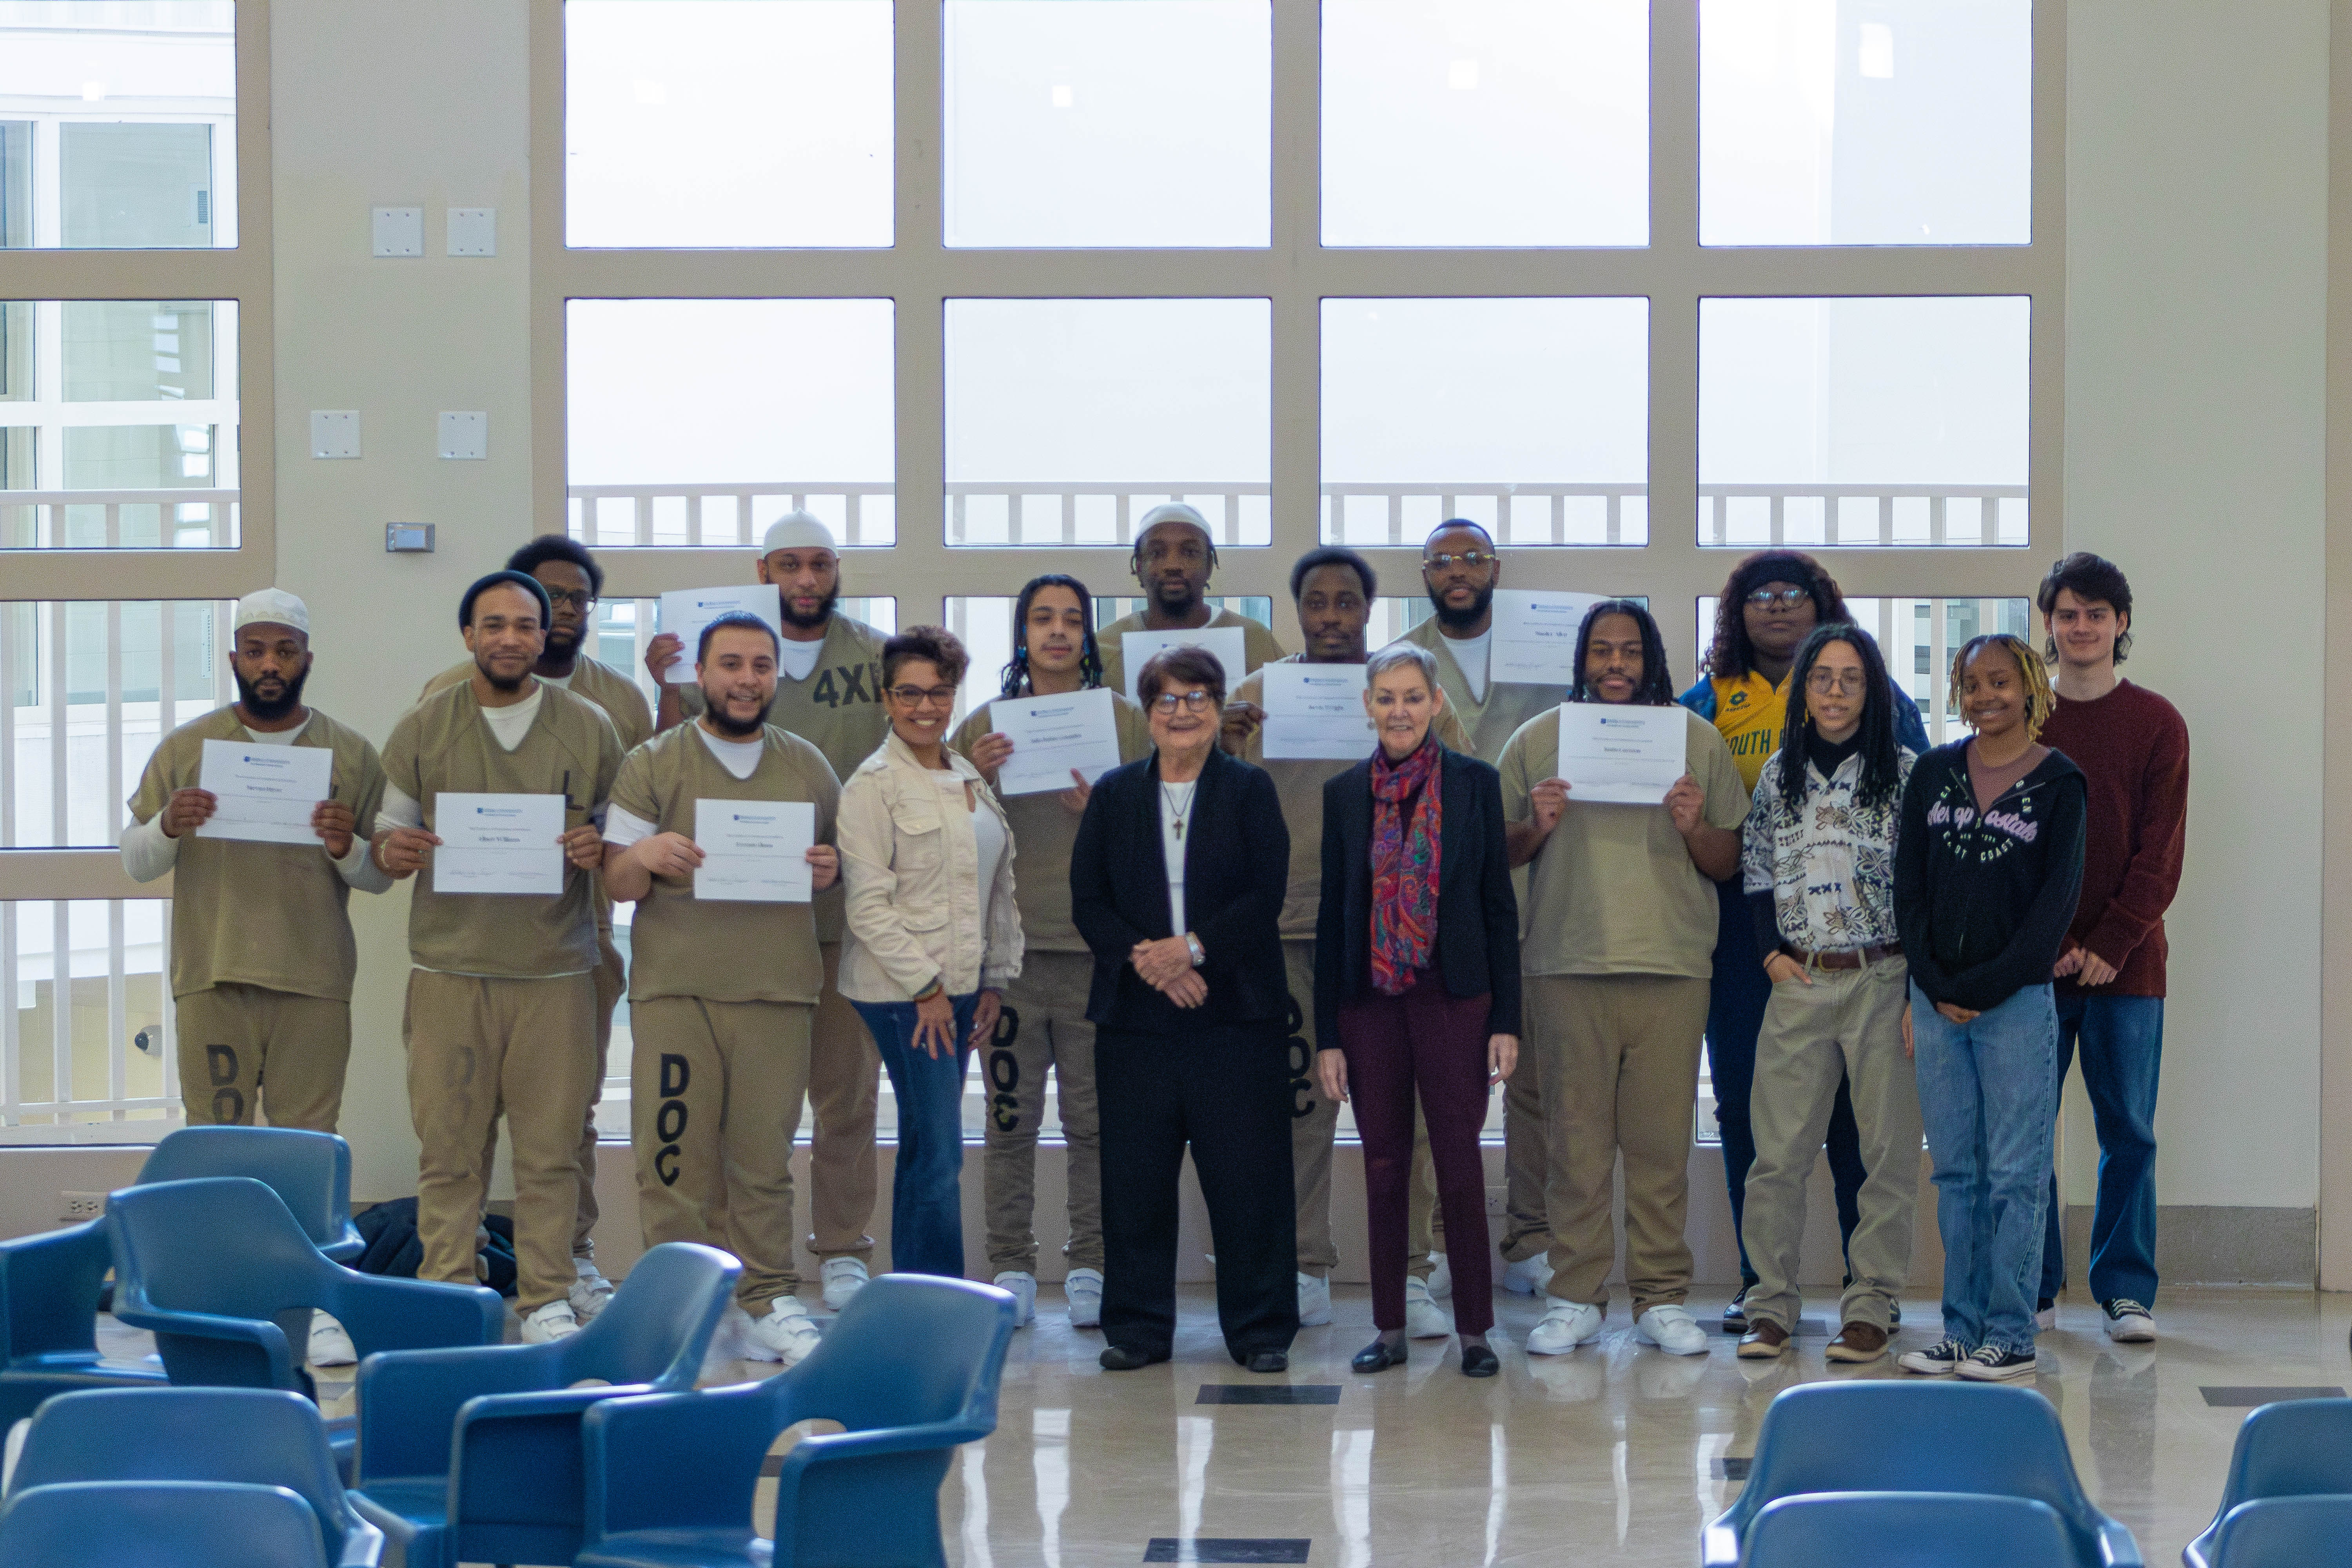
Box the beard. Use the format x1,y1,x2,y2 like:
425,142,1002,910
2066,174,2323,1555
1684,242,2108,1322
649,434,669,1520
475,654,528,693
703,691,776,737
542,621,583,660
1430,580,1494,632
234,664,309,722
782,585,840,632
1149,576,1202,616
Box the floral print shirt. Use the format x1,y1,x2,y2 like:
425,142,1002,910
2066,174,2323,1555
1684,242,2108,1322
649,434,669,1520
1741,746,1916,953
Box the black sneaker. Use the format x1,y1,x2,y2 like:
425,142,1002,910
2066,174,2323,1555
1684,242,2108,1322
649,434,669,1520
1956,1343,2038,1381
1898,1337,1969,1376
1722,1288,1751,1334
2102,1299,2157,1343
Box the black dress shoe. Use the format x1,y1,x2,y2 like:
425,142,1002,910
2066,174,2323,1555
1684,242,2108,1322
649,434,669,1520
1460,1343,1500,1378
1100,1345,1169,1371
1351,1338,1406,1373
1722,1288,1751,1335
1245,1350,1289,1374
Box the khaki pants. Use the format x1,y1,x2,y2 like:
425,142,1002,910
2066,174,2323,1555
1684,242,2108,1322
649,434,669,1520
173,984,350,1132
630,995,813,1312
1283,941,1341,1276
1534,973,1711,1314
983,951,1102,1275
404,969,599,1313
805,942,880,1265
1499,1049,1552,1263
1742,956,1921,1334
568,927,626,1263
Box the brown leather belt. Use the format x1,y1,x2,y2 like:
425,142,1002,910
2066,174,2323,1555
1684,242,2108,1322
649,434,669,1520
1787,943,1902,971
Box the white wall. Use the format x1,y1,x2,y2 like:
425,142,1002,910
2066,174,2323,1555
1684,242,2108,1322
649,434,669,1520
2062,0,2328,1212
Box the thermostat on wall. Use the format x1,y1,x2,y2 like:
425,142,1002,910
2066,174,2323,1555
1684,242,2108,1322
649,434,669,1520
386,523,435,553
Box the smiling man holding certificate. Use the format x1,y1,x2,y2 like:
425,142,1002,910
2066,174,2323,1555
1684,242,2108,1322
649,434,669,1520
603,611,843,1365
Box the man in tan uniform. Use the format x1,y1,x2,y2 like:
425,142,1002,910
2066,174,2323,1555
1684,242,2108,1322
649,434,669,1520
374,571,623,1343
604,612,842,1365
953,573,1154,1332
1095,503,1286,697
417,535,649,1323
1391,518,1572,1295
644,512,888,1310
1224,549,1467,1337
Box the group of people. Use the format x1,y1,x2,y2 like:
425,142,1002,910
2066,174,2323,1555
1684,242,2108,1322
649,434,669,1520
123,501,2188,1388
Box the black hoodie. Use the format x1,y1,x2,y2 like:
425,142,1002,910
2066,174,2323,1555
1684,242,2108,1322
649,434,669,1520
1893,740,2087,1013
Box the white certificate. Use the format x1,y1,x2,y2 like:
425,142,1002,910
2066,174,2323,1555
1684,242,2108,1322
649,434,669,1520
1492,590,1608,686
1120,626,1248,702
432,792,565,895
986,689,1124,797
657,586,783,684
1555,703,1686,806
693,799,815,903
1260,663,1374,761
192,739,334,846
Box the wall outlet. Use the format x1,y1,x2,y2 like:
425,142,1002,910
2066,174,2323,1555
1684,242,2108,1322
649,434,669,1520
58,1191,104,1222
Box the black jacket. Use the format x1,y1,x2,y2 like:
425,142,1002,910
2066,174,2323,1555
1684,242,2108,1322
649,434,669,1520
1313,746,1522,1045
1893,740,2088,1013
1069,745,1291,1033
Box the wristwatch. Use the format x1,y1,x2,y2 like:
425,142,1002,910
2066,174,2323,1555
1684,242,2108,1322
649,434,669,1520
1184,934,1206,968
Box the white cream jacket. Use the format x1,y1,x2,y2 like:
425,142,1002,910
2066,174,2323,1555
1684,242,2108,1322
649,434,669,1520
838,730,1023,1003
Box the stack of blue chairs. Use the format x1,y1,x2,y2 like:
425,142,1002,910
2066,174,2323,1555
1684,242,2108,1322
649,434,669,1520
2185,1396,2352,1568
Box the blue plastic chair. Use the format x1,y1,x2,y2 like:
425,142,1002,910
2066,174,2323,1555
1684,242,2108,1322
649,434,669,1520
347,1241,738,1568
1743,1492,2082,1568
2200,1495,2352,1568
1702,1382,2141,1568
574,1274,1018,1568
7,1387,382,1566
0,1221,168,1426
138,1127,367,1263
2184,1398,2352,1567
0,1479,329,1567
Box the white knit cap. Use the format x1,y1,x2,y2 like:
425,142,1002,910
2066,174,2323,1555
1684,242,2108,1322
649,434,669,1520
760,510,838,555
232,588,310,637
1135,502,1212,540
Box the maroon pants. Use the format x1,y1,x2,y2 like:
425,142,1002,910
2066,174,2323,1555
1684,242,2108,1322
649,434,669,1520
1339,980,1496,1335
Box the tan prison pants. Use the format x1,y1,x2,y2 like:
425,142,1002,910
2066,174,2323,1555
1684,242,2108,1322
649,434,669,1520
630,995,813,1312
568,927,626,1263
404,969,599,1313
1499,1048,1552,1264
982,950,1102,1275
173,983,350,1132
806,942,881,1265
1741,956,1921,1334
1535,973,1711,1314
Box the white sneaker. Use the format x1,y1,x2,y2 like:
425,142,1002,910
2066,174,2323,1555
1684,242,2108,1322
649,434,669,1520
820,1257,869,1312
1065,1268,1104,1328
706,1302,751,1371
1526,1299,1604,1355
740,1298,822,1366
1404,1276,1452,1339
1503,1255,1555,1296
520,1300,580,1344
2034,1303,2058,1332
307,1311,356,1368
1634,1303,1709,1357
568,1259,615,1322
1296,1271,1333,1327
1426,1253,1453,1299
2102,1299,2157,1343
993,1271,1038,1327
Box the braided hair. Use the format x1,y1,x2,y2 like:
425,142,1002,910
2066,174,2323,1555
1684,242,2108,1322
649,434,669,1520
1948,633,2057,740
1568,599,1677,706
1773,623,1904,820
1000,574,1104,697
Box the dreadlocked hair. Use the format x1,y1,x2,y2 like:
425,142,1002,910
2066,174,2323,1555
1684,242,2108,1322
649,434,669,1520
1948,633,2057,741
1000,573,1105,697
1773,624,1904,822
1703,550,1849,678
1568,599,1677,706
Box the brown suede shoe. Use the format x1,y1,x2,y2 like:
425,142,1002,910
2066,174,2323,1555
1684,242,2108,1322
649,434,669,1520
1737,1320,1789,1359
1826,1321,1890,1363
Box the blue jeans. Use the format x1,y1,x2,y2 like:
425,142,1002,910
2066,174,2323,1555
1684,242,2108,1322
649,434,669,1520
1911,982,2057,1356
853,993,979,1279
2038,994,2165,1307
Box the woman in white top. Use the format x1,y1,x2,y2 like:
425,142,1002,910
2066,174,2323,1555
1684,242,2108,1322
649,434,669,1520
837,626,1023,1278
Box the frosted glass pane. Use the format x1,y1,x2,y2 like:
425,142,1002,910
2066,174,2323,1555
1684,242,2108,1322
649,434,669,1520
944,0,1270,248
566,0,892,248
944,299,1271,546
566,300,895,547
1321,298,1648,546
1322,0,1648,248
1699,297,2029,548
1700,0,2031,245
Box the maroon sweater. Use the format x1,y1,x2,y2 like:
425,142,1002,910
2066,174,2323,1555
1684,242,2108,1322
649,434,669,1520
2036,679,2189,997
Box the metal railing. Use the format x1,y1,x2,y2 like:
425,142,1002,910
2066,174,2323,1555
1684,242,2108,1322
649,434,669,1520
1323,483,1650,546
0,489,241,550
568,484,896,549
1699,484,2029,548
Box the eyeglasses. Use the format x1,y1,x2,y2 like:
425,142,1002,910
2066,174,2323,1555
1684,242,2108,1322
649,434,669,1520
542,588,597,612
1423,550,1495,572
1746,587,1812,611
887,684,958,708
1805,668,1868,697
1150,690,1217,713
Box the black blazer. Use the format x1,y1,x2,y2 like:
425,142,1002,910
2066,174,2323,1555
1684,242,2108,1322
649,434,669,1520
1313,746,1522,1046
1069,745,1291,1033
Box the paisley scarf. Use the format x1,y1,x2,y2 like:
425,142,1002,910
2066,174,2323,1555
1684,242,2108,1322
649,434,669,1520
1370,737,1443,995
